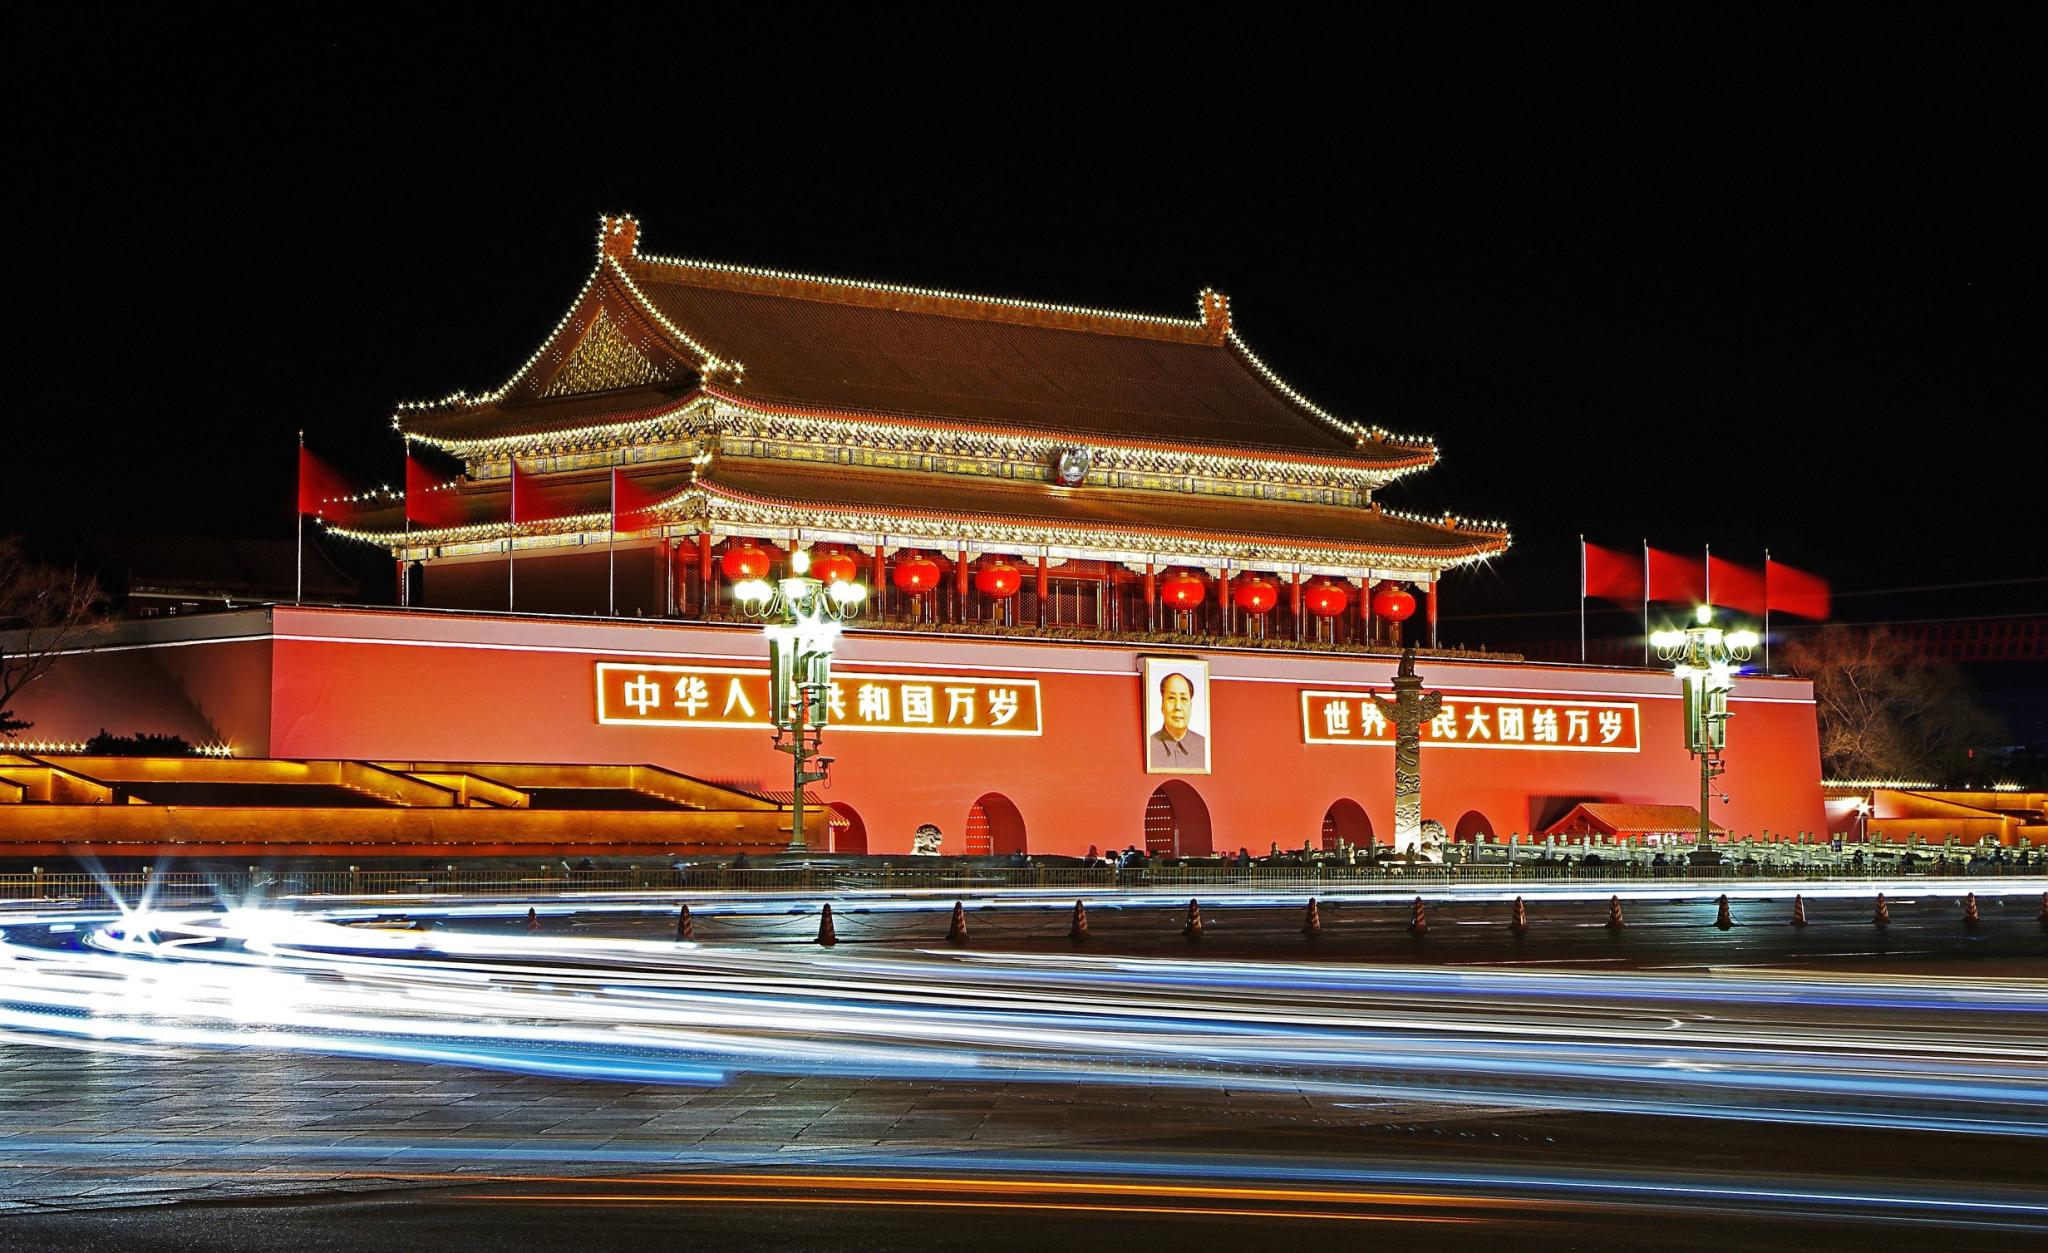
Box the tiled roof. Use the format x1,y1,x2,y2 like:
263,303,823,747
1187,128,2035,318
701,461,1501,560
338,457,1504,565
400,219,1432,466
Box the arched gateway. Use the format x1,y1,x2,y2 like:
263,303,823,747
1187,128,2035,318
1143,781,1213,858
965,792,1027,856
828,802,868,854
1320,798,1373,850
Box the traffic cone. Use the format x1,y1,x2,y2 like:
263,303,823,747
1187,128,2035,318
1962,893,1980,932
1605,896,1626,930
676,904,694,942
1510,897,1528,934
1873,893,1890,928
1069,899,1089,940
817,903,838,946
1714,895,1734,930
1790,895,1807,928
1409,896,1428,935
947,900,969,945
525,906,540,934
1183,898,1203,940
1302,897,1322,938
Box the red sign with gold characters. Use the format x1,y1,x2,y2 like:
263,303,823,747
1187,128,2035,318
597,663,1042,735
1301,690,1641,752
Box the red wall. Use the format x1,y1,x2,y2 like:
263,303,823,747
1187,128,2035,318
256,608,1825,856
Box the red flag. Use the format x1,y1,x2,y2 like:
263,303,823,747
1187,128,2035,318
611,469,665,531
1646,547,1706,605
1582,541,1644,603
405,454,466,527
296,446,355,516
510,460,579,524
1707,554,1767,616
1766,557,1831,620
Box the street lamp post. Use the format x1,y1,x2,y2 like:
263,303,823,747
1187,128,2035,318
1652,606,1759,851
733,550,866,850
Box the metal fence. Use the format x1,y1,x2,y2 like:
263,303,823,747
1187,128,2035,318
3,856,2041,906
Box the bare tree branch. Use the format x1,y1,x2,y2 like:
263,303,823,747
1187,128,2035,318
0,536,109,737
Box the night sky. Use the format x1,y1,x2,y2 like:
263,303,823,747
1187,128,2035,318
9,14,2041,655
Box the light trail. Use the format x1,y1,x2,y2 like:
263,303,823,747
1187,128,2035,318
2,900,2044,1145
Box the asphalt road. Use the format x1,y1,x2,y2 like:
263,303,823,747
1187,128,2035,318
3,887,2044,1250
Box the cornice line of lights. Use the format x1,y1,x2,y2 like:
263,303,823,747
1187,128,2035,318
1223,328,1435,452
387,225,734,429
1823,778,1940,790
400,394,1422,490
6,741,233,758
331,484,1507,570
602,255,738,382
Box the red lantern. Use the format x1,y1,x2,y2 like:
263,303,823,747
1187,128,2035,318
892,554,941,592
1232,578,1277,615
810,549,859,585
1160,571,1206,608
719,543,770,581
974,561,1022,599
1372,583,1418,622
1304,580,1350,618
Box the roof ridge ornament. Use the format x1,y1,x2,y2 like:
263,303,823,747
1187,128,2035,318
1198,289,1231,344
599,214,640,261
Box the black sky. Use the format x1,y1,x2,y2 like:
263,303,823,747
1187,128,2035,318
7,12,2042,643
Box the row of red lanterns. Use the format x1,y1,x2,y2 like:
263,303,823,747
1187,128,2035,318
717,544,1416,619
1195,572,1417,622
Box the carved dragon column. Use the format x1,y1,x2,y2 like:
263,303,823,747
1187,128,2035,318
1370,645,1443,859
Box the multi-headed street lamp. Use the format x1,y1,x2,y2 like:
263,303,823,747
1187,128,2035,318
733,550,867,850
1652,606,1760,850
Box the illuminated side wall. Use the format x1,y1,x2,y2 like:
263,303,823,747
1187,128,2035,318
5,615,274,755
254,607,1825,855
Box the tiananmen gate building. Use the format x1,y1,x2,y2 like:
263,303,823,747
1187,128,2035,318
7,216,1828,857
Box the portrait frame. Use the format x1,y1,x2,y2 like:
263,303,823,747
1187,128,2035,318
1141,655,1212,775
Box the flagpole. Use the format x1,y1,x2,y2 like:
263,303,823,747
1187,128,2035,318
1641,538,1649,666
508,459,517,613
1578,534,1586,663
1763,548,1772,672
295,430,304,605
1704,541,1712,612
608,470,617,617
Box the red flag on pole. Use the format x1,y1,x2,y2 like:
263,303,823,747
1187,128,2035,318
1766,558,1831,620
296,446,355,517
610,468,664,531
1582,541,1645,603
405,454,466,527
1707,554,1767,615
1646,547,1706,605
508,460,579,524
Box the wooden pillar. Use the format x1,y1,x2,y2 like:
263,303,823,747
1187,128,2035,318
1105,566,1119,633
1219,568,1233,636
660,537,674,616
1290,571,1303,642
696,532,713,618
1036,555,1048,628
1427,580,1439,648
955,545,970,624
873,543,888,619
1362,577,1375,647
1143,562,1157,632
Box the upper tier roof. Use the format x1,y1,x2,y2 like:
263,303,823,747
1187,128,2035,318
398,216,1434,468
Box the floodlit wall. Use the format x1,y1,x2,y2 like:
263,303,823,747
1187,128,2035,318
11,606,1828,856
